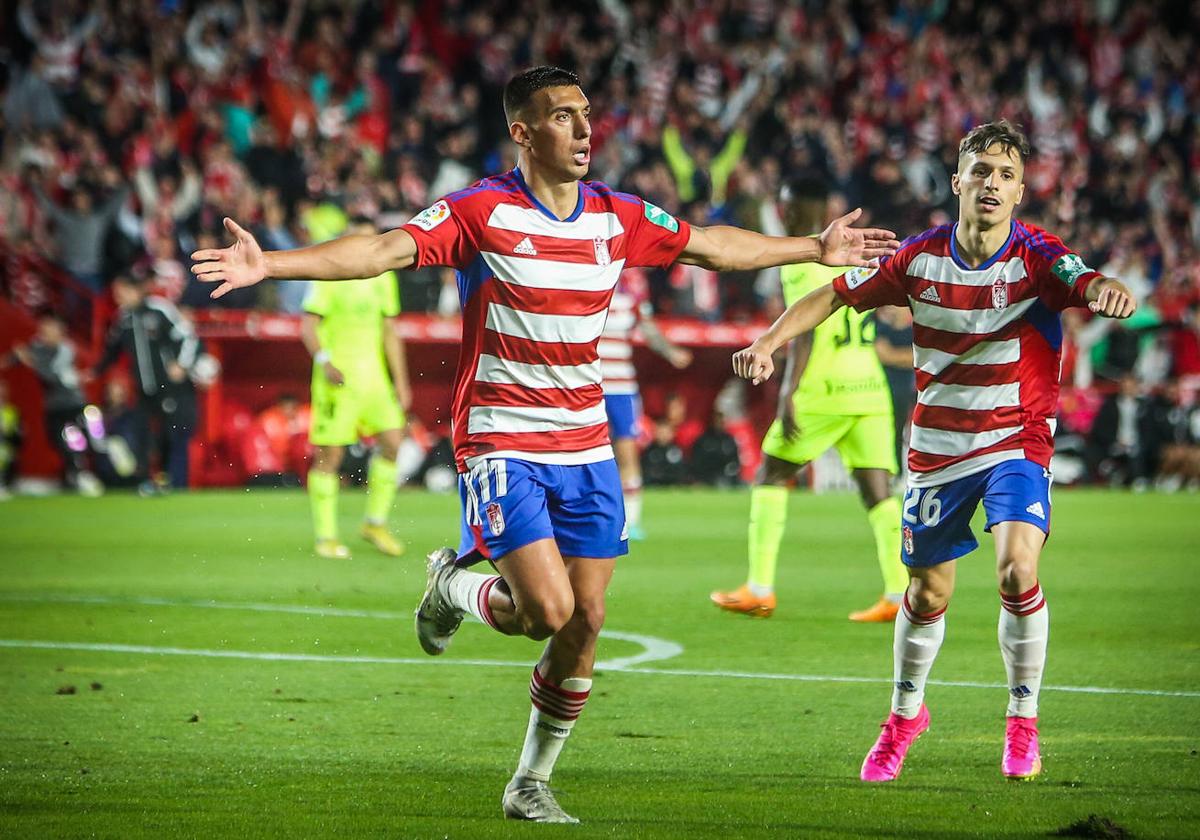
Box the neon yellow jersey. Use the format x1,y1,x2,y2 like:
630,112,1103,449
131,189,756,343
303,272,400,385
782,262,890,416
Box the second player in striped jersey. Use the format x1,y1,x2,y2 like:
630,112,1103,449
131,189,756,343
192,66,899,823
733,119,1135,785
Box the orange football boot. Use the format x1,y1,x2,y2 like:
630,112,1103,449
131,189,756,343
710,584,776,617
849,597,901,623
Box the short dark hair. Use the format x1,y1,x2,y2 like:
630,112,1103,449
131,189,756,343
503,66,580,123
958,119,1031,165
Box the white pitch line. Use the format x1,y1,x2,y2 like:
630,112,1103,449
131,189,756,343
0,639,534,669
0,593,404,621
0,638,1197,699
0,593,684,670
594,630,684,670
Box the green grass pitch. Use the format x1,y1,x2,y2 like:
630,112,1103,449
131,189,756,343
1,488,1198,838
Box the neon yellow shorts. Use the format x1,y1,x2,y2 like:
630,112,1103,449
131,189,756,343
309,375,405,447
760,411,897,473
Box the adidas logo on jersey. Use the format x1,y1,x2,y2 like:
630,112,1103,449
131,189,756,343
513,237,538,256
919,286,941,303
1025,502,1045,519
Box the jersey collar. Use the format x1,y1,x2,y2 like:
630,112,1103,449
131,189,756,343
512,167,585,223
949,221,1015,271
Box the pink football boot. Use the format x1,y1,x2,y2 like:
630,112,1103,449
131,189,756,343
860,705,930,782
1002,716,1042,780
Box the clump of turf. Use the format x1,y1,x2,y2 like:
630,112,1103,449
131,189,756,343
1052,815,1131,839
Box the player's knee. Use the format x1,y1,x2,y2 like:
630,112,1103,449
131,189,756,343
906,578,951,614
757,460,794,487
997,552,1038,594
520,591,575,640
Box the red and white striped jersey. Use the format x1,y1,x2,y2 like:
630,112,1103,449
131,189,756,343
401,168,691,471
598,269,652,396
833,220,1101,487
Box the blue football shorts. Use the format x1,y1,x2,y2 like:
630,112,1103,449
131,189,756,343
900,459,1052,568
457,457,628,563
604,394,642,441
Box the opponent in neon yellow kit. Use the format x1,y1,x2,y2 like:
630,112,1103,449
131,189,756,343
711,183,906,620
302,221,411,559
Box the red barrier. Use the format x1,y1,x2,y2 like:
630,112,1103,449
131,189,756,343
191,311,777,487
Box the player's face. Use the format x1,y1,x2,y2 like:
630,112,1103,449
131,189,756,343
515,86,592,181
952,144,1025,229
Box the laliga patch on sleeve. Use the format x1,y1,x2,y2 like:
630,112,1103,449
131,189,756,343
408,200,451,232
643,201,679,233
1051,253,1092,287
843,266,878,290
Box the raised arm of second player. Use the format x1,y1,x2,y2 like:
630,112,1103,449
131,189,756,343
191,218,418,299
734,268,1138,386
732,283,844,385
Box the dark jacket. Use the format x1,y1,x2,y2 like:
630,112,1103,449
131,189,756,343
24,341,86,412
98,296,200,398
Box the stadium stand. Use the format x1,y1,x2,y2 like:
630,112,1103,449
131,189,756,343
1,0,1197,489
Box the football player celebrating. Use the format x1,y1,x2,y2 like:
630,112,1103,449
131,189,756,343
192,66,898,822
733,120,1135,783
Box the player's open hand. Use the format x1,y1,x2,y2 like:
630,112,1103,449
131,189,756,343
1088,279,1136,319
817,208,900,268
190,217,266,299
733,341,774,385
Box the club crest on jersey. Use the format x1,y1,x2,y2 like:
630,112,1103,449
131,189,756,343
844,266,877,290
593,236,611,266
991,276,1008,311
902,525,914,555
408,200,451,231
485,501,505,536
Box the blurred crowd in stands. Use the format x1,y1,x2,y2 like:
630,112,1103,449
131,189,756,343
1,0,1199,493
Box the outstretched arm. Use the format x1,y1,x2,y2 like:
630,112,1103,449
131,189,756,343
1085,277,1136,319
732,283,844,385
191,217,418,299
679,208,898,272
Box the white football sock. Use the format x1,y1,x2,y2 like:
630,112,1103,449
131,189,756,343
998,582,1049,718
514,669,592,782
441,567,503,630
891,594,947,718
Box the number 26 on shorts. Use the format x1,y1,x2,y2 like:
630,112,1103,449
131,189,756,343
902,487,942,527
